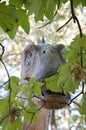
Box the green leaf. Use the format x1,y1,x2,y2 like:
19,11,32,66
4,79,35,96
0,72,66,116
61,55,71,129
0,2,18,38
18,9,30,33
33,82,43,95
5,76,21,101
45,0,57,20
45,75,62,92
9,0,23,8
29,78,43,95
79,93,86,121
64,76,79,93
82,1,86,6
73,0,86,7
5,76,20,90
70,34,86,49
25,0,57,21
0,99,9,123
2,116,22,130
64,34,86,64
57,63,71,86
26,0,45,21
23,110,33,122
23,109,39,123
7,24,18,39
60,0,68,6
7,118,22,130
2,116,9,130
24,0,69,21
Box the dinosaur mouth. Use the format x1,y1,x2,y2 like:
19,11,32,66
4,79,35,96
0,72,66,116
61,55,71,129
40,86,71,109
24,77,70,109
24,77,69,97
41,85,66,96
42,87,65,96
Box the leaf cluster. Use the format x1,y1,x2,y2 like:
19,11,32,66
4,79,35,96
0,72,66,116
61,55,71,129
0,0,86,129
45,34,86,120
0,76,43,130
0,0,86,38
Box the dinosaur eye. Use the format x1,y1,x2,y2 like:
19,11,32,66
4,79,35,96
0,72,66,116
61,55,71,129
25,51,32,58
24,51,32,63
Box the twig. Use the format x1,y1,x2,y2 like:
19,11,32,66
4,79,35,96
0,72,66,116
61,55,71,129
70,0,75,22
69,47,85,104
33,95,46,110
23,95,46,129
75,16,82,37
37,21,51,29
26,113,35,130
70,0,82,37
0,113,9,124
56,16,72,32
72,101,81,108
80,47,85,94
4,53,21,57
80,47,83,68
0,60,11,111
69,92,82,104
17,95,29,100
0,43,5,57
0,80,9,88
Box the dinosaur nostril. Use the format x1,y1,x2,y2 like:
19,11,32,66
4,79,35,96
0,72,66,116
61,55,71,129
43,50,46,54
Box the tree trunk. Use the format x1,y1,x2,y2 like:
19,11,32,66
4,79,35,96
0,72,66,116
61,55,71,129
23,108,50,130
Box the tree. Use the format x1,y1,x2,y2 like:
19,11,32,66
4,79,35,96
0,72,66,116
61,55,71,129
0,0,86,129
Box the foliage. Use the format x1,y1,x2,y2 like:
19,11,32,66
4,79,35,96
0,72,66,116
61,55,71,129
0,0,85,38
0,0,86,129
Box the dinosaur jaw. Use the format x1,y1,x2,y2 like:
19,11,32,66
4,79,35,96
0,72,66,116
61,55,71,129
24,77,71,110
